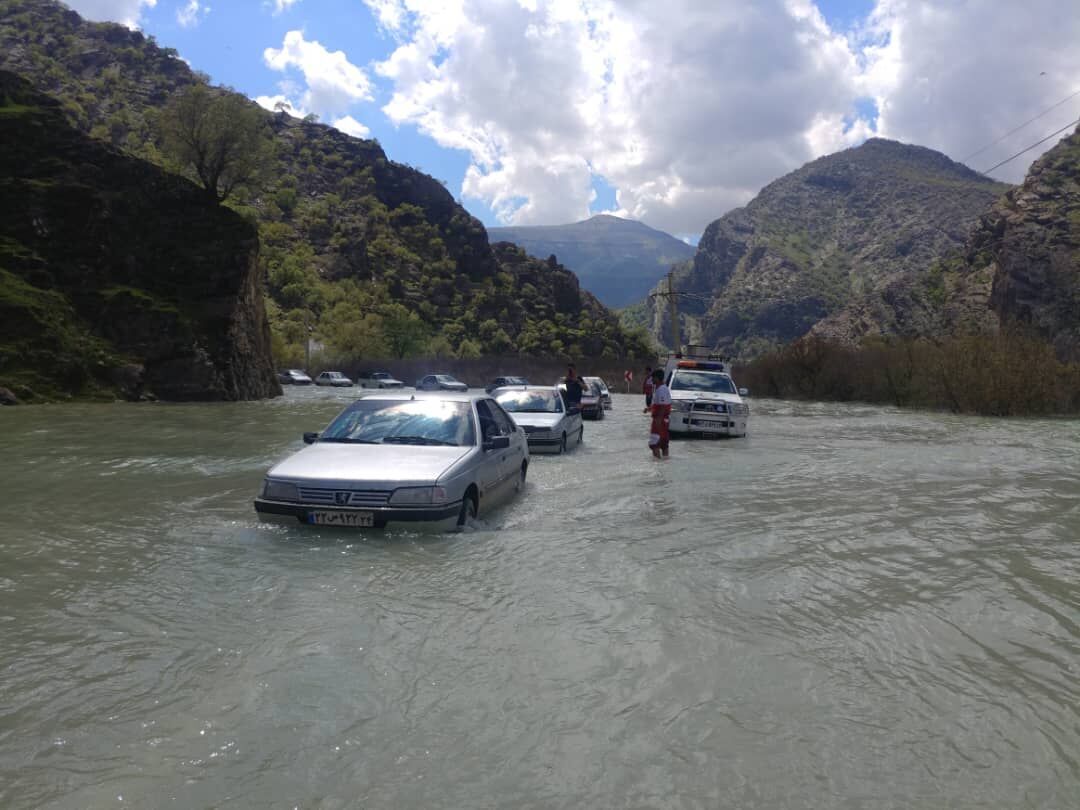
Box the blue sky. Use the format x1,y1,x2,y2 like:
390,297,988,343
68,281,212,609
72,0,1080,238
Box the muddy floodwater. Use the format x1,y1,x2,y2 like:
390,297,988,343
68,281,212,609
1,389,1078,809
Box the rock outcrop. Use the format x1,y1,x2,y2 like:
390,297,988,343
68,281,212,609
0,70,280,401
649,138,1010,356
961,123,1080,360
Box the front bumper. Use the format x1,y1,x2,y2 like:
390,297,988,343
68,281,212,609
525,436,564,453
254,497,462,528
669,412,748,436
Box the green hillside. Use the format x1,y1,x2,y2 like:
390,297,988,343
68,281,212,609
0,0,652,364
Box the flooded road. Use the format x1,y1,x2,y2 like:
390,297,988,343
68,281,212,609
1,390,1078,808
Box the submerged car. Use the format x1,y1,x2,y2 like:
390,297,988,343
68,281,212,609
485,376,530,394
558,380,605,420
255,392,529,530
278,369,313,385
662,357,749,437
356,370,405,389
416,373,469,392
583,376,612,409
493,385,583,454
315,371,354,387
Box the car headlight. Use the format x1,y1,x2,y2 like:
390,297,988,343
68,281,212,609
672,401,692,412
263,479,298,501
389,486,449,506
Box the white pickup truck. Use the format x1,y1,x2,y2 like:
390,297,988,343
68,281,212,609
661,355,749,437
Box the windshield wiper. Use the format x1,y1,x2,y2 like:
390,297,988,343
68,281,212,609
381,436,457,446
319,437,379,444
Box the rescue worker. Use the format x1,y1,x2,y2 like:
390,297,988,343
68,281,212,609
649,369,671,459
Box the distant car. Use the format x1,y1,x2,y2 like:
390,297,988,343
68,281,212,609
315,371,354,387
493,386,583,454
356,370,404,389
416,373,469,392
558,380,605,420
583,376,612,409
485,376,530,394
254,391,529,530
279,369,313,385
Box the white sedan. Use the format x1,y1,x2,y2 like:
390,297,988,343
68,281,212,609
255,392,529,530
493,386,583,454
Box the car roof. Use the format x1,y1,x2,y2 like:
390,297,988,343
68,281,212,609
492,384,558,394
353,390,484,403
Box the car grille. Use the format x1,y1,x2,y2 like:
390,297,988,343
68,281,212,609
691,402,728,413
520,425,549,434
297,487,391,508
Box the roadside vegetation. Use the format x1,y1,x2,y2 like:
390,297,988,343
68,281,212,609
736,329,1080,416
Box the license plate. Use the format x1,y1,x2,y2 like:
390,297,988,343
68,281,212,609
690,419,729,429
307,510,374,527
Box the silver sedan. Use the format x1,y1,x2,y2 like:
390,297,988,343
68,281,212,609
492,386,584,454
254,392,529,530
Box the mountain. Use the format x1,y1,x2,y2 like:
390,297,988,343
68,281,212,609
0,0,652,364
489,215,696,308
0,70,279,402
647,138,1011,357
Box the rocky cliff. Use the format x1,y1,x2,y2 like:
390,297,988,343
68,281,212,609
649,138,1010,356
489,215,695,308
0,70,280,401
958,123,1080,360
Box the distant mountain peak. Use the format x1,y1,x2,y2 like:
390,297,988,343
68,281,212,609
489,216,695,308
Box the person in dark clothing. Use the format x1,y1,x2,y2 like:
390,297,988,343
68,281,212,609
642,366,655,413
562,364,585,411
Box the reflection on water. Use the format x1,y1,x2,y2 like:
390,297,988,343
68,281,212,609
1,391,1078,808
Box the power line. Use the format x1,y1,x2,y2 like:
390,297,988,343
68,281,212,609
962,87,1080,163
981,117,1080,176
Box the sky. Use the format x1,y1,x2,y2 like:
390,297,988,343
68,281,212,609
66,0,1080,241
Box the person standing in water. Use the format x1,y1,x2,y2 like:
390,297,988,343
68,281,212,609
642,366,655,414
649,369,671,459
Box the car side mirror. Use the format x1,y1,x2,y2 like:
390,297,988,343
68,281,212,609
303,432,319,444
484,435,511,451
738,388,749,397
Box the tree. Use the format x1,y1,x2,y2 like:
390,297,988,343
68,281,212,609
158,84,271,202
381,303,431,358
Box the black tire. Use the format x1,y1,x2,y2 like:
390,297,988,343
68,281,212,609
457,490,478,527
515,462,527,493
597,407,605,421
558,433,567,454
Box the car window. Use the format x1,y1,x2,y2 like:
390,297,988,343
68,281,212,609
475,400,502,441
495,389,562,413
670,371,737,394
321,400,476,446
487,400,517,434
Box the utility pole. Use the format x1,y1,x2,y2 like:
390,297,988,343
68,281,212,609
304,312,312,371
667,271,680,353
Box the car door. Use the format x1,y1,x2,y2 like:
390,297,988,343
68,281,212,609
488,399,526,490
475,399,518,507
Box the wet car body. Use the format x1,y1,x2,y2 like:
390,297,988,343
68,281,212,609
255,392,529,530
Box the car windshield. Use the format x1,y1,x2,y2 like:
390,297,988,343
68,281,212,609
496,390,562,413
372,372,390,379
670,371,737,394
320,400,476,446
435,375,459,383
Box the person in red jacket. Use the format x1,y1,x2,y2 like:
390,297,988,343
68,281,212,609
642,366,655,413
649,369,671,459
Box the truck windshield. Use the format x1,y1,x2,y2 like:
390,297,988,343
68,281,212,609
670,371,737,394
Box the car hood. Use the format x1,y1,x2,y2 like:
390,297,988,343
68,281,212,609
508,413,563,429
670,390,742,404
268,443,472,485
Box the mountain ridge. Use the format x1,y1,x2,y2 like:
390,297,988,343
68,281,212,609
647,137,1011,356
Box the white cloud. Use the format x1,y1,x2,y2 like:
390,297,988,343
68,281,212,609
272,0,301,14
254,94,307,118
333,115,372,138
175,0,208,28
859,0,1080,183
264,31,374,117
63,0,157,28
367,0,1080,234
